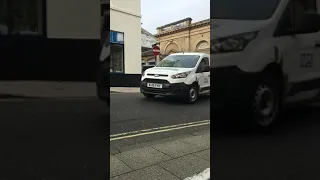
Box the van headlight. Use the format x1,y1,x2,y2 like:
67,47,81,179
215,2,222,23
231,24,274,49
171,71,191,79
211,31,259,54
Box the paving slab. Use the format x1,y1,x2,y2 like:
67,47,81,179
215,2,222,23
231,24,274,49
110,155,133,177
115,147,172,170
151,140,201,158
192,149,210,161
159,154,210,179
110,87,140,93
111,165,180,180
180,133,210,150
110,146,120,155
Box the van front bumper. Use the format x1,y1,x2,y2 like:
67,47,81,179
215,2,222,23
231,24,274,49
211,66,260,111
140,79,190,97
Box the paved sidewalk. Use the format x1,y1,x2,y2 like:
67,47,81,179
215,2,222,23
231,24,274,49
110,87,140,93
110,130,210,180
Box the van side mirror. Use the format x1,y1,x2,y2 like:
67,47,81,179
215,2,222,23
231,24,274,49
203,65,210,72
296,13,320,34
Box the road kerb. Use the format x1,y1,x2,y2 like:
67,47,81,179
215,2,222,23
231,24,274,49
110,120,210,141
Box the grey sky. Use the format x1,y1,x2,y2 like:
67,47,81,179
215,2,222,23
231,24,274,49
141,0,210,35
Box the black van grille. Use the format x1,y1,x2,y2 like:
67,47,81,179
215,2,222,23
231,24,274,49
147,74,168,77
143,79,169,84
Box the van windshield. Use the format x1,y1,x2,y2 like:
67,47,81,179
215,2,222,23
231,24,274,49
156,55,200,68
211,0,281,20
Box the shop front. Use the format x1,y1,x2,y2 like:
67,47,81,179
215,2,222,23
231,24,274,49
0,0,101,81
110,0,142,87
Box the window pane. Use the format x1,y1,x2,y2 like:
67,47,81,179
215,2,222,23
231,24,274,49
294,0,317,29
0,0,8,35
203,58,209,65
157,55,200,68
277,0,294,32
110,31,124,44
116,33,124,42
110,44,124,73
10,0,42,35
211,0,281,20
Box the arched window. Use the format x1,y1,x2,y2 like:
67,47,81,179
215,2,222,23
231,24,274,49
196,41,210,51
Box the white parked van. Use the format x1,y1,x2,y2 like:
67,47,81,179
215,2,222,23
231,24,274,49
140,52,210,103
211,0,320,129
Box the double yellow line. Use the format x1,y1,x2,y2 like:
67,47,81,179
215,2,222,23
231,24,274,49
110,120,210,141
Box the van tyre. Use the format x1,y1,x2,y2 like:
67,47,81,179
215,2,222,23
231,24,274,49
143,93,156,98
184,85,199,104
250,74,282,131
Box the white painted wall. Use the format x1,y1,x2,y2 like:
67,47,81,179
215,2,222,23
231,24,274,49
46,0,100,39
111,0,141,74
110,0,140,16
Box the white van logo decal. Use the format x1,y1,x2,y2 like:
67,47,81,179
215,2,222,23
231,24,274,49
300,53,313,68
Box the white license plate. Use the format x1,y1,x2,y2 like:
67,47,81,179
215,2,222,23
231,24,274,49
147,83,162,88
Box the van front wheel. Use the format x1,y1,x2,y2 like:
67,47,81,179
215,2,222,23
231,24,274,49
184,85,199,104
251,75,282,131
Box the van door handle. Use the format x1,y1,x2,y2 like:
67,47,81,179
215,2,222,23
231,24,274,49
315,42,320,48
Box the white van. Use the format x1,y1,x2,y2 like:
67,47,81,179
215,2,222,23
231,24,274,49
140,52,210,103
211,0,320,129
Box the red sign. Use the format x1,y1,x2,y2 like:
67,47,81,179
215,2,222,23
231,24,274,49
152,46,160,56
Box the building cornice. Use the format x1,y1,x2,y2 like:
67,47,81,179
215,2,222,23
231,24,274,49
110,6,141,18
155,19,210,38
156,17,192,30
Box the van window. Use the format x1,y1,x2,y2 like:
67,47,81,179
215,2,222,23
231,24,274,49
211,0,281,20
294,0,317,29
202,57,209,66
276,0,317,34
197,58,208,72
156,55,200,68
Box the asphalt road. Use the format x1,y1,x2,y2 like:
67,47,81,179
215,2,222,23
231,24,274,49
212,103,320,180
0,97,109,180
0,94,210,179
110,93,210,135
3,93,320,179
110,93,211,152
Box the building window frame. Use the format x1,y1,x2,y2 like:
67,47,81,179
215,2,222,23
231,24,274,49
0,0,47,38
110,30,125,74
